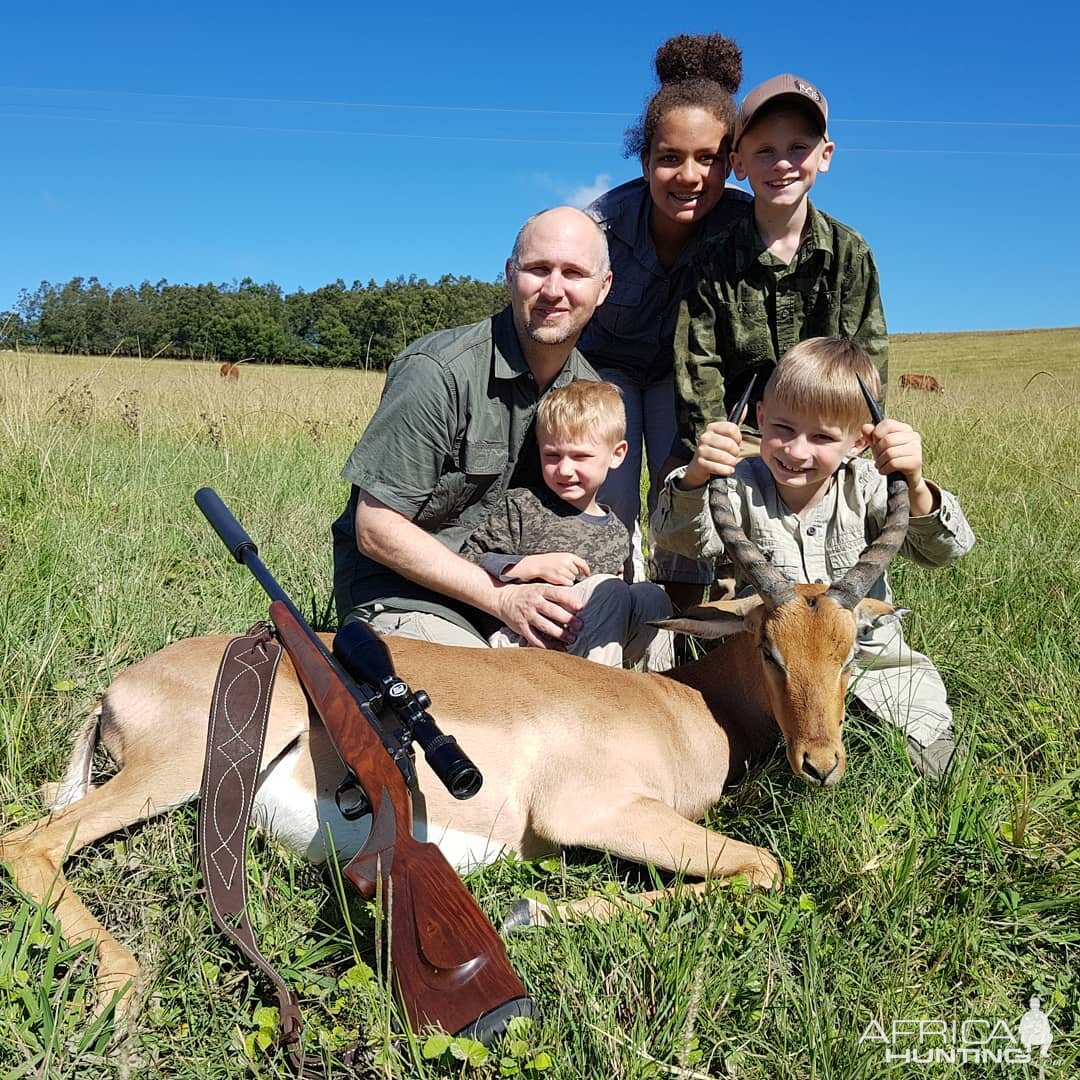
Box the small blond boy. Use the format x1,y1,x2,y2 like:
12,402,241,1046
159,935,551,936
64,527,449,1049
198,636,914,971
654,338,975,778
460,381,671,667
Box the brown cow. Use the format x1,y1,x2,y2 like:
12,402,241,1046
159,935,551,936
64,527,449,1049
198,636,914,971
898,373,943,393
219,363,239,381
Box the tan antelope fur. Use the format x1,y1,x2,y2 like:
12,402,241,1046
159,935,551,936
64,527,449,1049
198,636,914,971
0,476,910,1021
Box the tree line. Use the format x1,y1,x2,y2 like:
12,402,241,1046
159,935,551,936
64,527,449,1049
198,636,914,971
0,274,510,369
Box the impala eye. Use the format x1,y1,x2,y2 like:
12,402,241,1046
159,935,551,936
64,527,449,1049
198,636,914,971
761,644,784,669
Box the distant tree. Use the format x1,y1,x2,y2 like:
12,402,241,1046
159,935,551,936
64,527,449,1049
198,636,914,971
164,283,225,361
30,277,126,354
7,270,510,367
16,285,47,338
0,310,28,347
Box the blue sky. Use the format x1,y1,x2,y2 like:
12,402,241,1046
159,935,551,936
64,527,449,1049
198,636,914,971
3,2,1077,333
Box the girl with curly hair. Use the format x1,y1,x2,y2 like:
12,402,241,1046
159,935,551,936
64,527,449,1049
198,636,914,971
580,33,749,607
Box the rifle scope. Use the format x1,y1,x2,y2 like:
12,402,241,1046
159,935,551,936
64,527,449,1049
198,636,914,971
195,487,482,800
332,621,483,800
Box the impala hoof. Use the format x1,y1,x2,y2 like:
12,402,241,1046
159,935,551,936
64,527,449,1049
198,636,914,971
502,897,548,933
746,850,783,891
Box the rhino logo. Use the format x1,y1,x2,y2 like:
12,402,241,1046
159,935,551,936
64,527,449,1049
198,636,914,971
1019,996,1053,1056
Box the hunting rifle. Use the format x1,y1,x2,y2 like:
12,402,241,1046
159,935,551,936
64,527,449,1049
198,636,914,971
195,488,534,1054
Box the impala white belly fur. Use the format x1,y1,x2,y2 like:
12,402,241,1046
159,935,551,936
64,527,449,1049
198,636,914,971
251,765,507,872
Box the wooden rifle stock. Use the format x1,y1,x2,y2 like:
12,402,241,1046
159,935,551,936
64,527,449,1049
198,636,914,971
268,600,534,1041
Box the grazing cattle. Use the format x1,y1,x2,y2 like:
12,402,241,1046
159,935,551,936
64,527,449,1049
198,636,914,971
219,363,239,381
899,373,943,393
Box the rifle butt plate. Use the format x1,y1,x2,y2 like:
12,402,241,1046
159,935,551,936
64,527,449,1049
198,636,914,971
455,995,537,1046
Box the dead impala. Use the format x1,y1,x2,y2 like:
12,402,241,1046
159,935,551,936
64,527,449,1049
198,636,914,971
0,476,908,1020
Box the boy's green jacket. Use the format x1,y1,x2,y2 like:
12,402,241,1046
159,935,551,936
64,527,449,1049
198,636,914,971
674,201,888,458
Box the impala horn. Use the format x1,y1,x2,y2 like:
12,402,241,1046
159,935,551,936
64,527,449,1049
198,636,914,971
824,374,909,610
708,373,798,610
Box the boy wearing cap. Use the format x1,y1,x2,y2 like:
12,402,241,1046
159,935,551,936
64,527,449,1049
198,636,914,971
671,73,889,461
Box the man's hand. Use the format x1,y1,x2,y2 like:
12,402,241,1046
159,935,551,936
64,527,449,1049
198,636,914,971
506,552,590,586
493,582,585,649
680,420,743,489
861,420,937,516
354,492,585,646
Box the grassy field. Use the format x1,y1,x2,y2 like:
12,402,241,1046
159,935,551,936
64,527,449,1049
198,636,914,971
1,329,1078,1078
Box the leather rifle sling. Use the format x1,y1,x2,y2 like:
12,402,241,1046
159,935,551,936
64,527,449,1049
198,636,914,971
199,625,306,1048
200,625,372,1077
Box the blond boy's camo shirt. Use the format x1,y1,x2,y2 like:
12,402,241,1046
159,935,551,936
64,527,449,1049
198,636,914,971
674,201,888,458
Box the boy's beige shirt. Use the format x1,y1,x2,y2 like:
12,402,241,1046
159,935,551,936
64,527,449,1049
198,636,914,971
652,456,974,601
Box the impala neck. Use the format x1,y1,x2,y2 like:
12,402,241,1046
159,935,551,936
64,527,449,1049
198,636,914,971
663,636,781,782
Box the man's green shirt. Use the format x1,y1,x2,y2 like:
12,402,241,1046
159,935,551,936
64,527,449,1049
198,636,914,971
674,201,888,458
331,306,597,631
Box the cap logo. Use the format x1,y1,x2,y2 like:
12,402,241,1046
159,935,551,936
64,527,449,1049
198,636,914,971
793,79,822,103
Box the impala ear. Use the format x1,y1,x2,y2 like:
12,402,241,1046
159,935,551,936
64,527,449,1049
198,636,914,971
652,597,763,640
854,598,908,635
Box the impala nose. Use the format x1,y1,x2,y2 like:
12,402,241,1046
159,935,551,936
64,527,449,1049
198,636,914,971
802,752,841,786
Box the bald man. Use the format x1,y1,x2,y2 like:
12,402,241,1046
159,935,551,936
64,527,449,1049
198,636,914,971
332,207,622,649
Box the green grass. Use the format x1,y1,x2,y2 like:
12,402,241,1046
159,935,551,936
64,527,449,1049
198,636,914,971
1,335,1078,1078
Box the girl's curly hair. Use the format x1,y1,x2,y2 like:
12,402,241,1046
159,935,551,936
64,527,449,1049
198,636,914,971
624,33,743,159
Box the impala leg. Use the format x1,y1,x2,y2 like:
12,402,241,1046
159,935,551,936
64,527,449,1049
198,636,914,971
0,768,200,1019
511,798,781,927
584,797,782,886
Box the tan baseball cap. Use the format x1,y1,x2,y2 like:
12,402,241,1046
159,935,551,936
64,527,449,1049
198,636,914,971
734,74,829,147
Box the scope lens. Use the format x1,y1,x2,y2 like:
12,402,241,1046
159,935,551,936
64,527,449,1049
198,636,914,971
424,741,483,799
447,765,483,800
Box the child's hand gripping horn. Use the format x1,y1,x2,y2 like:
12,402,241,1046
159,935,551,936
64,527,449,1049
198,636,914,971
856,371,906,488
823,373,911,610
